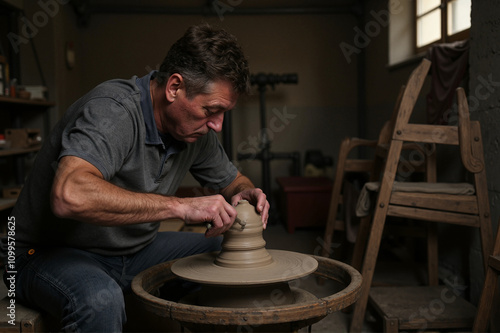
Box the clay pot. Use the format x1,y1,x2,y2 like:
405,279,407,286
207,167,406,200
215,200,273,268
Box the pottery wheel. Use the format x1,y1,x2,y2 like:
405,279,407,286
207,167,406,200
172,249,318,285
132,200,362,332
171,200,318,285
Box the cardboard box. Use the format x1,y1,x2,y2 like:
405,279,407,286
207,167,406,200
4,129,42,149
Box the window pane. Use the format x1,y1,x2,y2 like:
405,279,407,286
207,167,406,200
417,9,441,47
447,0,471,35
417,0,441,16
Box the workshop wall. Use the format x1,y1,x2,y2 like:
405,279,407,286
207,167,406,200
16,3,364,194
74,13,360,192
468,0,500,314
14,0,433,200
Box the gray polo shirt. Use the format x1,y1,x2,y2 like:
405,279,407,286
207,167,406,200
4,71,237,256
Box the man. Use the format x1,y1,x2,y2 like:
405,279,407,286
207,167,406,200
1,23,269,331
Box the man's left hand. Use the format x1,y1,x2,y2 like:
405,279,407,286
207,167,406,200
230,188,269,229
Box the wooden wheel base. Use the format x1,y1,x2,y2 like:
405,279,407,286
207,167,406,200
132,255,362,332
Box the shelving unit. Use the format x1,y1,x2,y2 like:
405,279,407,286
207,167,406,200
0,96,54,133
0,146,41,157
0,2,55,246
0,97,53,209
0,96,53,106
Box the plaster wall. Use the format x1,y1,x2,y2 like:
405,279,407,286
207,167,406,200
469,0,500,318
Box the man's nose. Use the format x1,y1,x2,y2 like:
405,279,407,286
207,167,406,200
207,113,224,132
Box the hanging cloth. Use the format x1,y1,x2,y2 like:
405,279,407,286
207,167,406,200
425,39,470,124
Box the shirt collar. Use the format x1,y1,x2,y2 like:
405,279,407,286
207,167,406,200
136,71,160,145
135,71,186,153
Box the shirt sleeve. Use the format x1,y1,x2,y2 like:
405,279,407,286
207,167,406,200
59,97,136,180
189,130,238,190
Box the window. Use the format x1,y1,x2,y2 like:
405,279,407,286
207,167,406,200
416,0,471,52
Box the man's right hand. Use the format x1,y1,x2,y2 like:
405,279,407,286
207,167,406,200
178,195,237,237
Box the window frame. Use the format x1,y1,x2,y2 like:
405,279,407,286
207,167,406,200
415,0,470,54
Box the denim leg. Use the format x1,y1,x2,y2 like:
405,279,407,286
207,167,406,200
123,231,222,282
13,232,221,331
15,247,126,333
122,231,222,301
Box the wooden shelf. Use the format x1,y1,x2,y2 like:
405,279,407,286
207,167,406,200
0,4,52,215
0,96,54,107
0,146,41,157
0,198,16,211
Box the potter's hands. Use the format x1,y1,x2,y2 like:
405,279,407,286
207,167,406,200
230,188,270,229
180,195,237,238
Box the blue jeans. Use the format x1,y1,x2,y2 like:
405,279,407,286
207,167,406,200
8,232,221,332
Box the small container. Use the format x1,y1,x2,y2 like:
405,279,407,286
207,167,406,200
23,85,47,100
0,134,12,150
17,89,31,100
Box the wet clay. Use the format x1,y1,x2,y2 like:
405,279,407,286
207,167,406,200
215,200,274,268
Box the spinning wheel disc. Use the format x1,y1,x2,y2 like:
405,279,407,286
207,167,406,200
171,249,318,285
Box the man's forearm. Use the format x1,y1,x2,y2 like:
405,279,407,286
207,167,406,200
51,169,182,226
51,156,184,226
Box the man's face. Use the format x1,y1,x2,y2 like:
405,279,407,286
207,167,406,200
160,79,238,143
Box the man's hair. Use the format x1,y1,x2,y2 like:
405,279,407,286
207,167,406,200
157,23,250,98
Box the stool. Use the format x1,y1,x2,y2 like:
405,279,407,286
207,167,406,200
0,296,54,333
349,61,493,332
369,286,476,333
0,294,181,332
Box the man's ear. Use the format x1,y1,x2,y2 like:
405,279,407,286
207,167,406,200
165,74,183,102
